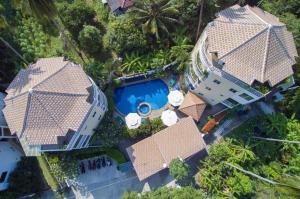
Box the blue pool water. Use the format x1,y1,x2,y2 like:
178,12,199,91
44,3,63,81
113,79,169,115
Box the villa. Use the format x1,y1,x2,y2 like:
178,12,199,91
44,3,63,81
2,57,108,156
185,5,298,108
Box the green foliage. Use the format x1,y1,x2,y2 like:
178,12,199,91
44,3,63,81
37,156,60,191
78,25,102,54
0,157,45,198
129,0,180,40
16,13,48,61
225,172,253,197
91,112,125,147
169,158,190,181
121,186,206,199
65,147,126,164
169,32,193,71
45,154,79,183
196,139,256,197
103,16,147,55
60,1,96,39
126,118,165,139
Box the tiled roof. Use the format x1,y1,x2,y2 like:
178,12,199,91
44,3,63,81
126,117,206,180
3,57,93,145
179,92,206,121
206,5,298,86
107,0,133,11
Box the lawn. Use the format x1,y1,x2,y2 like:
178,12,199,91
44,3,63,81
37,156,60,191
69,147,127,164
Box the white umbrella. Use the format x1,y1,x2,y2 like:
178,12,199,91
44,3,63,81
125,113,142,129
161,110,178,126
168,90,184,107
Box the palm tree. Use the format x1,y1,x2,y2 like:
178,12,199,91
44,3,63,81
16,0,87,64
129,0,180,40
196,0,204,41
168,36,193,71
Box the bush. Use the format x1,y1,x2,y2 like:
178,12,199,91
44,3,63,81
60,1,96,39
169,158,190,181
103,15,147,55
78,25,102,54
126,118,165,139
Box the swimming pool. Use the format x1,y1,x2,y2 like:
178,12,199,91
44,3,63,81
113,79,169,115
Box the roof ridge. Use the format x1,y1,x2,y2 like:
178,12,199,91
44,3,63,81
220,27,268,60
31,60,70,91
261,25,272,82
32,89,89,97
246,5,269,25
19,92,31,139
30,91,65,135
215,20,266,26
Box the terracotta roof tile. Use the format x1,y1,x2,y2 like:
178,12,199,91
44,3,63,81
3,57,94,145
206,5,298,86
179,92,206,121
127,117,206,180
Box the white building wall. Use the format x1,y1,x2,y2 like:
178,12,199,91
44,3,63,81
192,72,260,106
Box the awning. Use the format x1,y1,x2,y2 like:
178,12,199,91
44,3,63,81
179,91,207,121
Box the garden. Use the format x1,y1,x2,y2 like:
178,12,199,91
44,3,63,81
0,0,300,198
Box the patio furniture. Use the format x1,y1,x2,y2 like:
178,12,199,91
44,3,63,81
96,158,101,169
161,110,178,126
169,75,177,87
168,90,184,107
125,113,142,129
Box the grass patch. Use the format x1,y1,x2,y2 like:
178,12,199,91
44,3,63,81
37,156,60,191
69,147,127,164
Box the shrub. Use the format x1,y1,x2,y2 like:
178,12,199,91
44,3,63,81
78,25,102,54
126,118,165,138
169,158,190,181
60,1,96,39
103,15,147,55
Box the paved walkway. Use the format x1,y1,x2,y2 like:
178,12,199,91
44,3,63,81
204,103,262,147
65,169,175,199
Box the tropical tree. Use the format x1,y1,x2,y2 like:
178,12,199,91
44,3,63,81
168,35,193,71
129,0,180,40
78,25,102,55
103,16,147,55
169,158,190,181
15,0,87,63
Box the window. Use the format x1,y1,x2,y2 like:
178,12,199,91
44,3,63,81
92,112,96,117
98,114,102,120
213,79,221,84
229,88,237,93
74,135,83,148
220,94,224,97
227,98,239,106
84,125,87,130
198,92,204,96
0,171,8,183
205,86,211,91
239,93,254,101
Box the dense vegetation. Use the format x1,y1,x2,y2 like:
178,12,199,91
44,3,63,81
122,186,206,199
0,157,46,199
0,0,299,198
196,114,300,198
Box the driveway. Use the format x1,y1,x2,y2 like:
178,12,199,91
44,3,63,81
65,167,175,199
